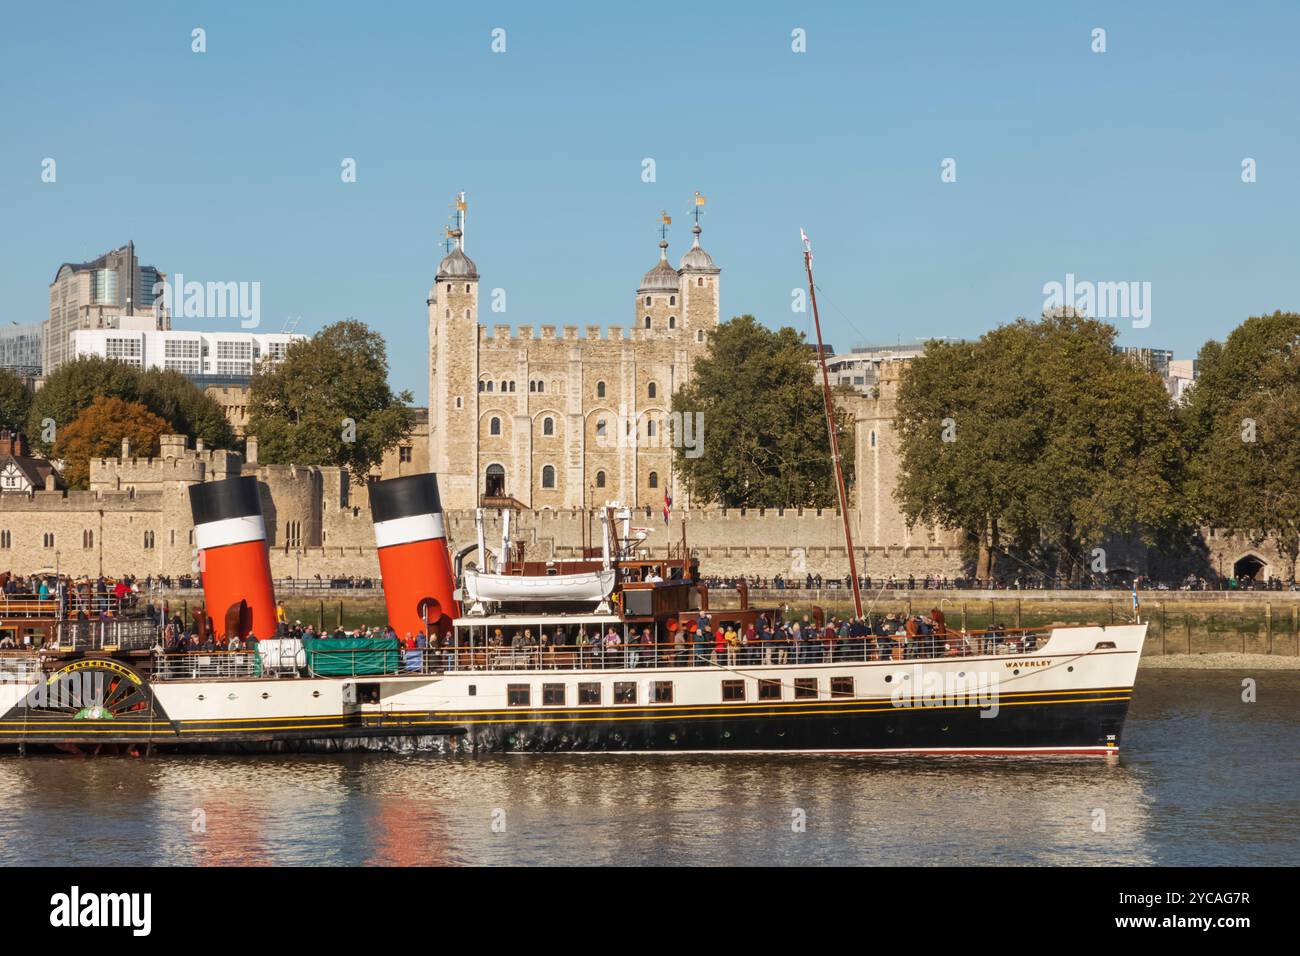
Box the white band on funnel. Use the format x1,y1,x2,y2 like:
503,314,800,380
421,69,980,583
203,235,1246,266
195,514,267,551
374,512,445,549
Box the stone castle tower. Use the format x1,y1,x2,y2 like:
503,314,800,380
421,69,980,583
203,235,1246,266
427,200,721,512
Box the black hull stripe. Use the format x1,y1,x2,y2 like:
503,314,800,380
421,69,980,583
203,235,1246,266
0,687,1131,732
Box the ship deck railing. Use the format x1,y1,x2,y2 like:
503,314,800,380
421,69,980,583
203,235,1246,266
152,651,262,681
0,652,43,682
440,630,1049,672
52,619,160,652
0,595,124,619
147,628,1053,680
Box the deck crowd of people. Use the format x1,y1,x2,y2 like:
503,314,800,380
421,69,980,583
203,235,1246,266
467,610,1036,671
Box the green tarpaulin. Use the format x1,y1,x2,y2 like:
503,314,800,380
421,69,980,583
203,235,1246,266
303,636,400,676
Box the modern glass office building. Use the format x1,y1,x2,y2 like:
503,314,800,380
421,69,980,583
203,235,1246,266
0,322,43,376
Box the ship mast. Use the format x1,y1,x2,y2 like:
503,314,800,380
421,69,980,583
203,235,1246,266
802,229,864,619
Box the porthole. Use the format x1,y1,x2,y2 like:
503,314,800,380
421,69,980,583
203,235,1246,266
667,732,678,742
1013,669,1020,676
958,672,965,678
1068,666,1074,672
227,693,237,701
197,694,205,701
884,675,892,683
261,692,270,700
312,691,321,698
722,730,732,739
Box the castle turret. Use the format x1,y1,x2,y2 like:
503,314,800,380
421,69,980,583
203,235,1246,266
428,194,481,510
636,234,682,335
678,219,721,350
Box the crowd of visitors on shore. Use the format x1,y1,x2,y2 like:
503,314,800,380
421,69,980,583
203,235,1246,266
701,571,1297,592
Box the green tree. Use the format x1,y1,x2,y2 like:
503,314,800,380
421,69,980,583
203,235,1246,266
670,315,854,508
247,320,413,480
895,326,1044,579
1185,312,1300,581
894,311,1186,583
27,356,233,454
0,369,32,433
54,396,171,489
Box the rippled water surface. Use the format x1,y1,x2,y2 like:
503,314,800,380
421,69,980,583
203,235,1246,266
1,670,1296,865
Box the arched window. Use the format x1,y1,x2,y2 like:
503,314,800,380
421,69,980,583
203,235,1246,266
648,471,659,489
648,382,657,399
870,430,876,448
537,380,545,393
509,381,516,392
668,315,676,329
529,380,536,392
485,464,506,497
645,296,651,306
465,283,471,293
445,309,450,318
478,381,485,392
83,529,93,549
490,417,501,436
670,295,676,306
541,465,556,489
696,329,704,343
446,283,451,293
500,380,508,392
595,470,606,488
595,418,607,438
596,381,606,398
644,315,651,328
647,420,657,438
464,308,470,319
543,417,554,436
697,277,704,286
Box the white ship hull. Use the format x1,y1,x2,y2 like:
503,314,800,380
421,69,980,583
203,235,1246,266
1,624,1143,754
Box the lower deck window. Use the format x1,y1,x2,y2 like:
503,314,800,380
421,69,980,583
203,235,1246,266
721,680,745,701
578,682,601,705
651,681,673,703
507,684,531,706
830,677,855,698
543,683,565,706
793,677,818,700
613,681,637,704
758,679,781,701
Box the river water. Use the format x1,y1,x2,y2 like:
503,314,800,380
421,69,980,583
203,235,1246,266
1,670,1295,866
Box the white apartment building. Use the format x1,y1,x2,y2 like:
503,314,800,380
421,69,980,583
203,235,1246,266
70,329,305,385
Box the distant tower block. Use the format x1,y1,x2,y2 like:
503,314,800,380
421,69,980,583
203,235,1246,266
188,475,279,640
369,473,460,639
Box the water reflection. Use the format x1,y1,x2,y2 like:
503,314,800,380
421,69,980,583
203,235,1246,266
0,671,1295,865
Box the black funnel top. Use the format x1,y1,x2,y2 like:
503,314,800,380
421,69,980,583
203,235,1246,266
189,475,263,525
370,473,443,523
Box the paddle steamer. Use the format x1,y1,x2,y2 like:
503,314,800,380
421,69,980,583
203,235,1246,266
0,234,1143,755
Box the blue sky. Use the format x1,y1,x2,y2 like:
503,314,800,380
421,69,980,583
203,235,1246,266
2,1,1297,401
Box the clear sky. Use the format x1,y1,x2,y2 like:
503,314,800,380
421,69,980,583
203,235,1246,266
3,1,1297,401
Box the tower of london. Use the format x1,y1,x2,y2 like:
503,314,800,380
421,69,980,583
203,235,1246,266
427,210,721,512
